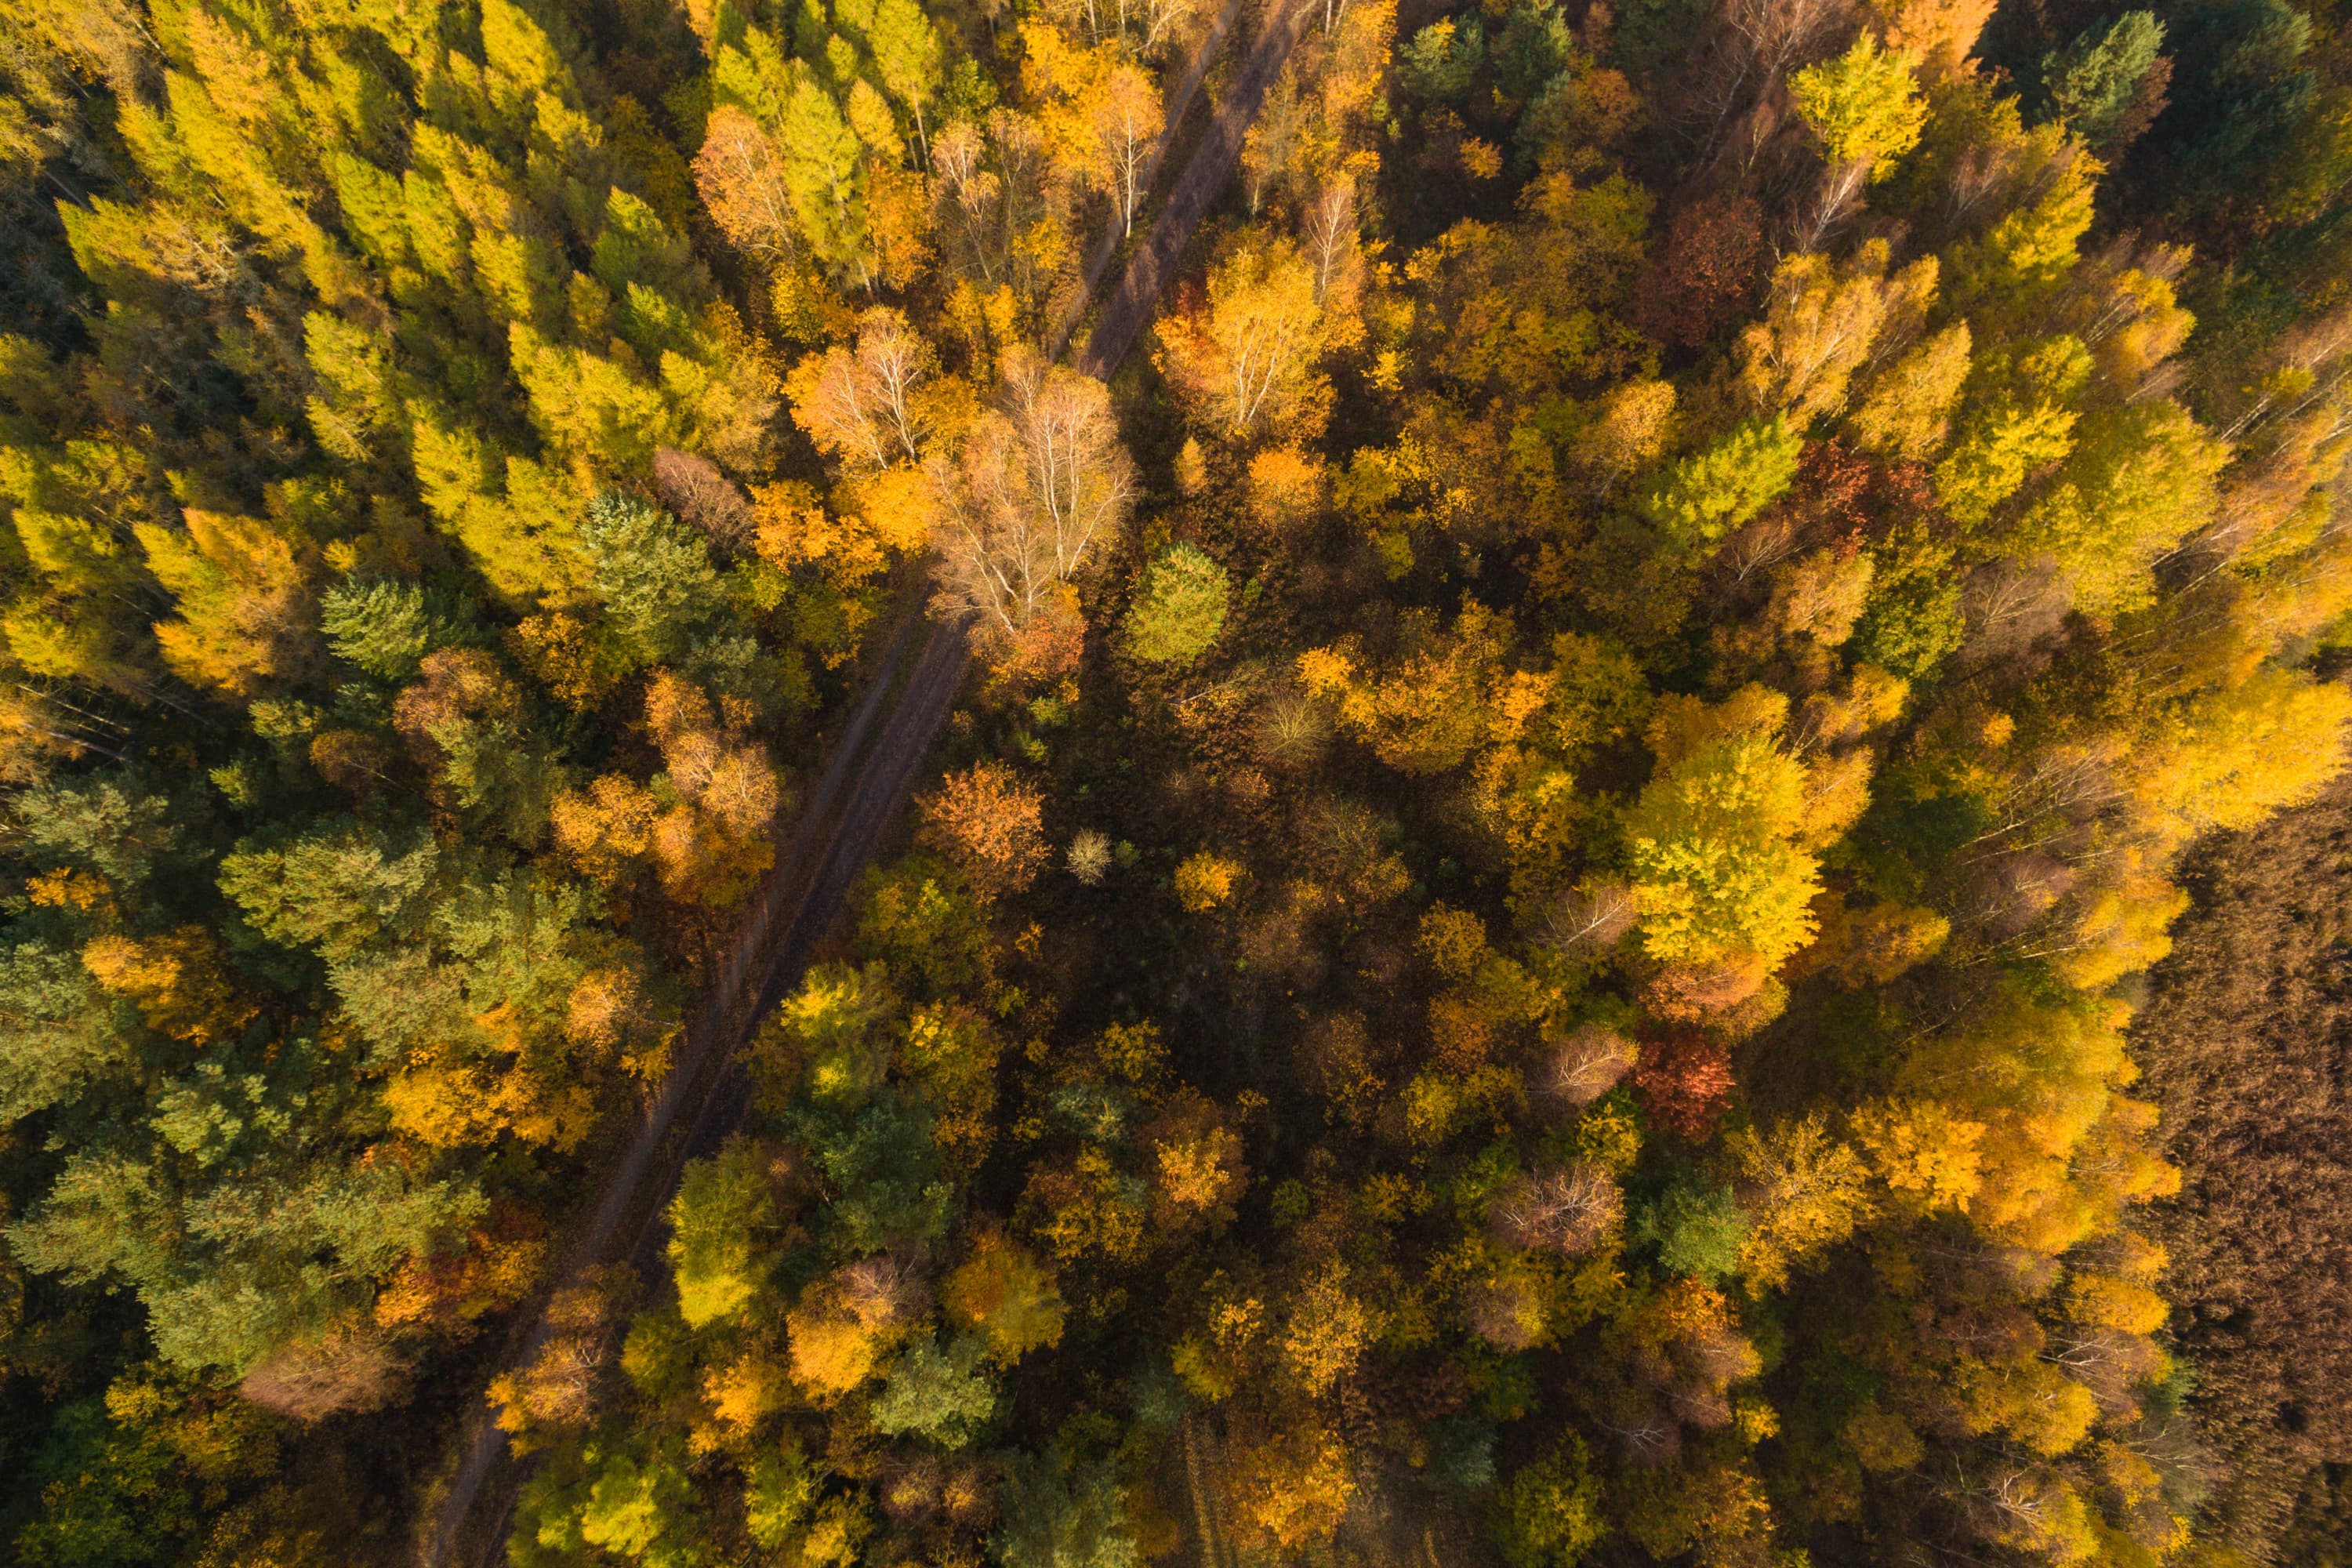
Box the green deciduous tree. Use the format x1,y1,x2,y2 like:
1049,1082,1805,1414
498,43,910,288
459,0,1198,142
1123,545,1229,666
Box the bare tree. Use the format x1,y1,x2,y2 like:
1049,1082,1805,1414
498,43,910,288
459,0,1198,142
1537,1023,1640,1108
929,349,1137,638
930,114,1064,298
1536,881,1640,960
1301,176,1359,305
838,1251,929,1329
652,447,753,553
1678,0,1848,162
693,105,798,263
1491,1161,1624,1255
1137,0,1199,54
240,1324,405,1421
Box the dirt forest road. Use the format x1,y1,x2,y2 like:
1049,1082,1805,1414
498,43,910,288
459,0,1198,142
421,5,1312,1561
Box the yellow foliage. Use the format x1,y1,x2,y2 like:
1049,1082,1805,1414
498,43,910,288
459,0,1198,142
1296,645,1355,695
138,510,312,696
1729,1115,1871,1290
1229,1425,1356,1552
1571,379,1677,492
786,1297,887,1401
552,673,779,906
1739,243,1938,426
1842,1402,1925,1472
2133,666,2352,846
1029,1145,1152,1264
1851,1098,1985,1214
2063,1272,2168,1336
702,1351,788,1440
1645,684,1790,768
1952,1356,2100,1456
1624,731,1820,969
1850,321,1973,459
82,926,256,1046
1174,852,1243,913
1247,446,1327,528
507,613,622,712
1878,0,1998,75
1279,1267,1377,1396
942,1231,1067,1363
1806,898,1950,985
1417,904,1489,980
1788,36,1928,180
1318,604,1513,773
383,1044,597,1152
1155,1124,1245,1212
1156,237,1330,441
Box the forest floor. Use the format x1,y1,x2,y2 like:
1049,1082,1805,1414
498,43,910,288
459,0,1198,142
416,5,1314,1561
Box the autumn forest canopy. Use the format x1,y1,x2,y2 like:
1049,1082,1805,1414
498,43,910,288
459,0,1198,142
2,0,2351,1562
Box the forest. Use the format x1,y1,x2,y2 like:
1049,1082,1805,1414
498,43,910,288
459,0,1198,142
0,0,2349,1560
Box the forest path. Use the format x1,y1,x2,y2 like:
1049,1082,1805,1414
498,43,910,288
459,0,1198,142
419,5,1311,1560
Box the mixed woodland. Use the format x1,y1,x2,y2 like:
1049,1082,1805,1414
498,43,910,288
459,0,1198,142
2,0,2351,1561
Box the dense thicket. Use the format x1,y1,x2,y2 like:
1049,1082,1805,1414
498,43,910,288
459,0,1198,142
2,0,2351,1563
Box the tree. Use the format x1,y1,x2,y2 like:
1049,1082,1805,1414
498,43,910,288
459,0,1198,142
1491,1162,1622,1254
1934,346,2085,524
1398,16,1485,99
1156,238,1329,440
1123,546,1229,666
1849,321,1972,459
695,104,799,263
1727,1115,1869,1287
919,762,1048,895
137,510,314,697
1080,63,1160,238
579,492,731,671
1737,243,1937,427
928,350,1136,642
787,307,940,474
1641,418,1802,548
2042,13,2168,149
321,580,459,683
1494,1441,1604,1568
1789,34,1929,180
1228,1424,1356,1551
668,1140,782,1329
0,942,134,1121
1571,379,1676,492
1622,731,1820,969
993,1448,1139,1568
1632,1033,1737,1138
553,673,781,906
778,62,878,287
2008,399,2228,615
943,1230,1066,1361
1788,34,1929,243
867,0,946,151
869,1334,997,1446
2132,667,2352,844
1637,194,1763,350
1173,851,1243,912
